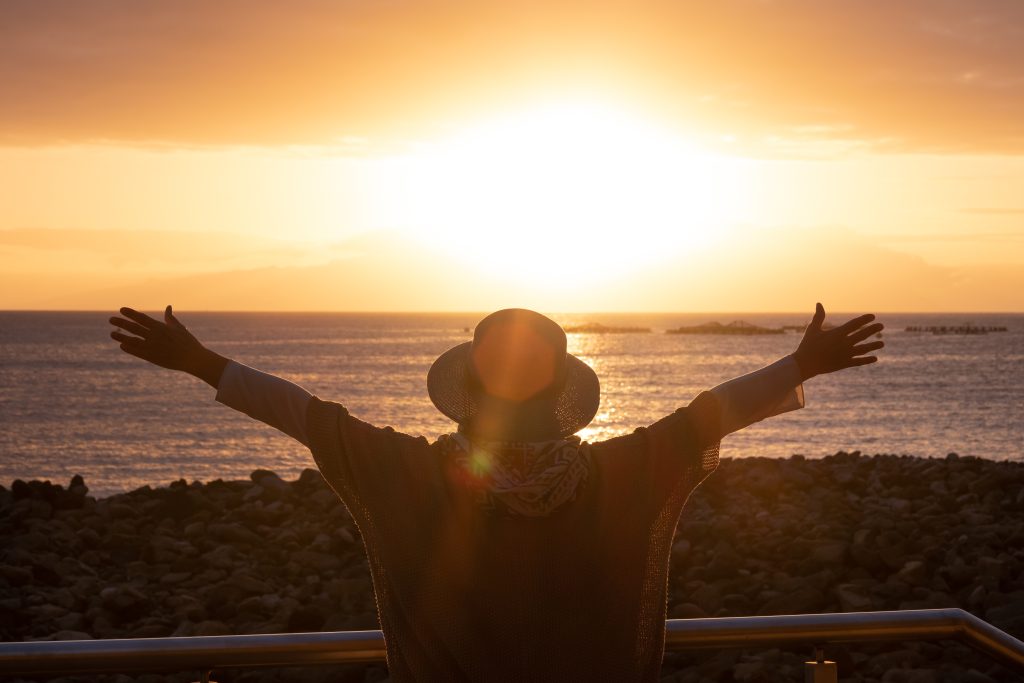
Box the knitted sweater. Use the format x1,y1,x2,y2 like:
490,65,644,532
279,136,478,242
305,391,721,682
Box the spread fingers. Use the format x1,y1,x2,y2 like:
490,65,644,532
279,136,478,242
842,356,878,369
835,313,876,335
109,317,150,337
851,340,884,356
848,322,885,344
118,307,162,329
110,330,143,345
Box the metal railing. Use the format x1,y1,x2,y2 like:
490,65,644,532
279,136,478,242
1,609,1022,677
665,608,1024,670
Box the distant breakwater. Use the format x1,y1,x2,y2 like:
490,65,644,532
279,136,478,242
3,453,1023,683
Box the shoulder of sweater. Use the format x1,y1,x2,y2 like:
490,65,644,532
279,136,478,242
582,393,717,451
309,396,437,448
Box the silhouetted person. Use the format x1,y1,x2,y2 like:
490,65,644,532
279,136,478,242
109,304,882,682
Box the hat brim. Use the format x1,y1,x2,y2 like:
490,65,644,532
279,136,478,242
427,342,600,439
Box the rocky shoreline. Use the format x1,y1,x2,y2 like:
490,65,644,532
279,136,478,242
2,452,1023,682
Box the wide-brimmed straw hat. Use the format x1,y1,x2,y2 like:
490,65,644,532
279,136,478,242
427,309,600,440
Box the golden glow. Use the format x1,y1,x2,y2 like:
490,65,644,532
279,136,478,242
4,0,1024,315
389,102,749,287
2,136,1024,311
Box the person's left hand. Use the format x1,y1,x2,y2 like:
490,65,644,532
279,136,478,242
793,303,884,381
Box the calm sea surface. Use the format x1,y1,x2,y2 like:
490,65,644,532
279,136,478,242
1,311,1021,497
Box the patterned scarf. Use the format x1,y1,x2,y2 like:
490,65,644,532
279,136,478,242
443,433,590,517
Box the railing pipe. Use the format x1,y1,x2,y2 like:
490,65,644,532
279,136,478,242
1,609,1021,676
665,609,1023,669
0,629,386,676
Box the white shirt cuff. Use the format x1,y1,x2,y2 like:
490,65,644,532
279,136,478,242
710,355,805,437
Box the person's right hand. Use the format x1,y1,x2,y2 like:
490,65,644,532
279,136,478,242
792,303,884,381
109,305,205,372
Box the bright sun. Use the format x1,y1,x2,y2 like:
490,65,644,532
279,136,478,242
388,101,747,287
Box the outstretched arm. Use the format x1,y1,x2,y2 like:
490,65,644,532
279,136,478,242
707,303,884,440
109,306,312,445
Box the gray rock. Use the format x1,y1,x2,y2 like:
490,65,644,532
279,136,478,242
967,584,987,609
732,659,765,681
232,572,273,596
193,620,232,636
202,545,237,569
261,476,291,498
99,585,152,622
809,542,847,566
671,538,691,559
286,605,325,632
291,550,343,572
668,602,706,619
159,572,192,585
721,593,751,612
310,489,339,509
237,595,269,616
68,474,88,497
105,502,136,519
76,527,102,547
881,669,936,683
131,622,170,638
298,468,324,486
46,630,93,641
146,535,196,563
706,544,742,577
243,485,265,502
170,621,196,637
875,530,910,570
895,560,929,586
985,598,1024,632
835,583,874,612
55,611,86,631
756,587,824,616
0,564,33,586
883,497,912,513
28,603,67,620
686,583,722,614
961,669,997,683
0,597,22,613
208,522,262,545
169,595,206,622
311,533,333,551
251,470,291,499
183,521,206,539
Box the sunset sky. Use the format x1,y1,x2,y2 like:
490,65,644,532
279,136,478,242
1,0,1022,312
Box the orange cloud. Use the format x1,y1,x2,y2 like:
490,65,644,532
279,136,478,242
4,228,1021,312
2,0,1023,152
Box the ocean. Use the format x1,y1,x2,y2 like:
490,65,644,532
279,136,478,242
1,311,1021,497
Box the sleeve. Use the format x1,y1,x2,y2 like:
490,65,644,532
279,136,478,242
641,390,722,486
710,354,805,437
304,397,438,523
590,391,721,514
215,360,313,446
